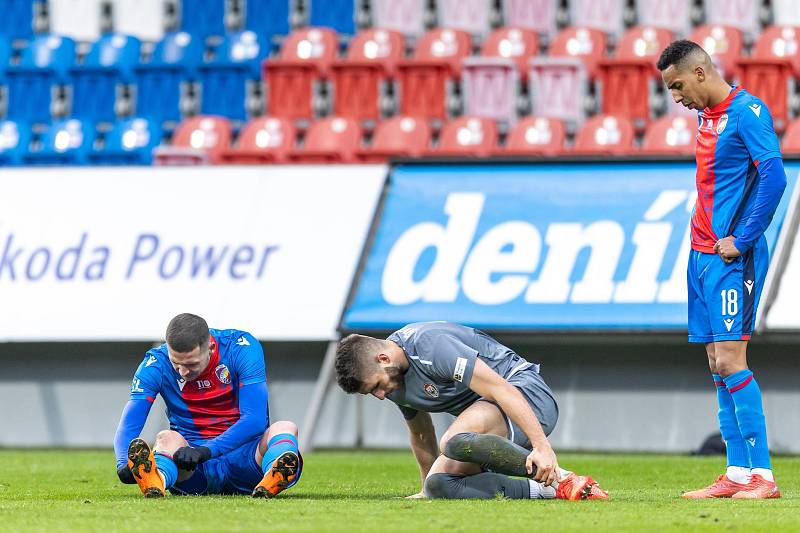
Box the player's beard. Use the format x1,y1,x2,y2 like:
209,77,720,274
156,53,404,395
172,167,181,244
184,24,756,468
384,366,404,393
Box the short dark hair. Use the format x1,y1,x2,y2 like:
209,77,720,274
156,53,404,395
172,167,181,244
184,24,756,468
335,334,382,393
657,40,705,71
165,313,210,353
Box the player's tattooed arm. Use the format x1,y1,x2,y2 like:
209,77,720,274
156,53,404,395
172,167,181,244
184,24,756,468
468,359,561,487
404,410,438,498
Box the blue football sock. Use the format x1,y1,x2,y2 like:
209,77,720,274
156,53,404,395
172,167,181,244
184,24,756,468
261,433,302,488
154,452,178,489
724,369,771,470
713,373,750,469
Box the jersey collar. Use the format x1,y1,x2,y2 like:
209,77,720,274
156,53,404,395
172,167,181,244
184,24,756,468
704,86,741,115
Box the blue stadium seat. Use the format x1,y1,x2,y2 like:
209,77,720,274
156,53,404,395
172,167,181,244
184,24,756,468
135,32,204,124
0,0,34,41
71,34,141,123
90,117,161,165
309,0,356,35
7,35,76,124
24,118,95,165
244,0,290,42
180,0,226,40
0,120,31,165
199,31,268,120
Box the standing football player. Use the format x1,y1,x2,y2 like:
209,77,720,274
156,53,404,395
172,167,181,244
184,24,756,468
334,322,609,500
658,40,786,499
114,313,302,498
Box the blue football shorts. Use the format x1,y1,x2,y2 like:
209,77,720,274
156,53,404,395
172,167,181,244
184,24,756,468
687,236,769,344
170,436,263,495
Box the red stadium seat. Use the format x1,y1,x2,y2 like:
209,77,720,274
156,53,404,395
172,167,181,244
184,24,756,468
569,0,626,37
431,116,498,156
547,27,607,80
737,26,800,133
780,118,800,153
263,28,338,121
572,115,636,155
641,115,698,155
288,117,362,162
356,116,432,161
396,28,472,122
330,29,405,123
500,116,566,156
598,26,674,127
704,0,760,40
636,0,693,37
218,117,296,164
502,0,558,42
153,116,232,165
462,28,539,124
690,25,744,80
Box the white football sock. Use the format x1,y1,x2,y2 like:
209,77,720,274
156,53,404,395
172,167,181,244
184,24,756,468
528,479,556,499
726,466,751,484
751,468,774,482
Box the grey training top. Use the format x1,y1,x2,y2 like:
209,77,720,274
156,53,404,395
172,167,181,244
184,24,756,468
386,322,540,417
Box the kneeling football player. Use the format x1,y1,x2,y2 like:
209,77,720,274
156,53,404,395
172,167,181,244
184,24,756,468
335,322,608,500
114,313,302,498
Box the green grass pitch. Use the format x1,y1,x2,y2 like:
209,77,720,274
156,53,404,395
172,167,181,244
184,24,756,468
1,450,799,532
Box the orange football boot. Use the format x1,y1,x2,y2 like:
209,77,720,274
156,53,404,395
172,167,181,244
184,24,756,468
252,451,299,499
682,475,750,499
127,438,166,498
555,473,609,500
732,474,781,499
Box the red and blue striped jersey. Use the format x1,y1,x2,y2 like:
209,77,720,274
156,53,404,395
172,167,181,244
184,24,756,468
129,328,267,446
692,86,782,253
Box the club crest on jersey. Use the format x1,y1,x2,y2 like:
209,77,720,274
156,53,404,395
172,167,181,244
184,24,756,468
423,382,439,398
716,114,728,134
215,364,231,385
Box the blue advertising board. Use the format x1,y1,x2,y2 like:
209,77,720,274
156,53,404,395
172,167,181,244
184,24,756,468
343,161,799,331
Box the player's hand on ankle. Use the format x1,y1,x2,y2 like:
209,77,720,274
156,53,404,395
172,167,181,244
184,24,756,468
117,465,136,484
173,445,212,471
527,445,559,487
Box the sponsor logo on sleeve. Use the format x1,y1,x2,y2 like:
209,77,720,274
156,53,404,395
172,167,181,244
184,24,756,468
749,104,761,117
131,378,144,393
236,336,250,346
453,357,468,382
145,355,157,367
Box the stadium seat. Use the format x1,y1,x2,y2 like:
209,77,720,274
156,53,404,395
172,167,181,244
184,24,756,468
598,26,674,127
112,0,167,42
569,0,626,38
640,115,698,155
152,115,232,165
218,116,296,164
546,27,608,81
635,0,693,37
24,118,96,165
396,29,472,122
288,116,362,162
243,0,290,42
309,0,356,35
179,0,226,41
572,115,636,155
780,117,800,153
7,35,76,124
499,115,566,156
437,0,492,37
704,0,761,40
689,25,744,80
502,0,558,43
736,26,800,133
49,0,103,41
89,117,162,164
264,28,338,121
0,0,34,41
136,32,204,124
774,0,800,27
371,0,426,38
330,29,405,122
199,31,268,121
0,120,31,165
462,28,539,125
355,116,431,161
430,116,498,157
71,34,141,123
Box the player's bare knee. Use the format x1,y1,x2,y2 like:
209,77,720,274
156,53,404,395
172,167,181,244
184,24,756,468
424,474,453,499
443,432,477,461
154,430,186,452
269,420,299,436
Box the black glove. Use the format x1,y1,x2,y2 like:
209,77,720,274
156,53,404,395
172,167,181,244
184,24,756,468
117,465,136,484
173,446,212,471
